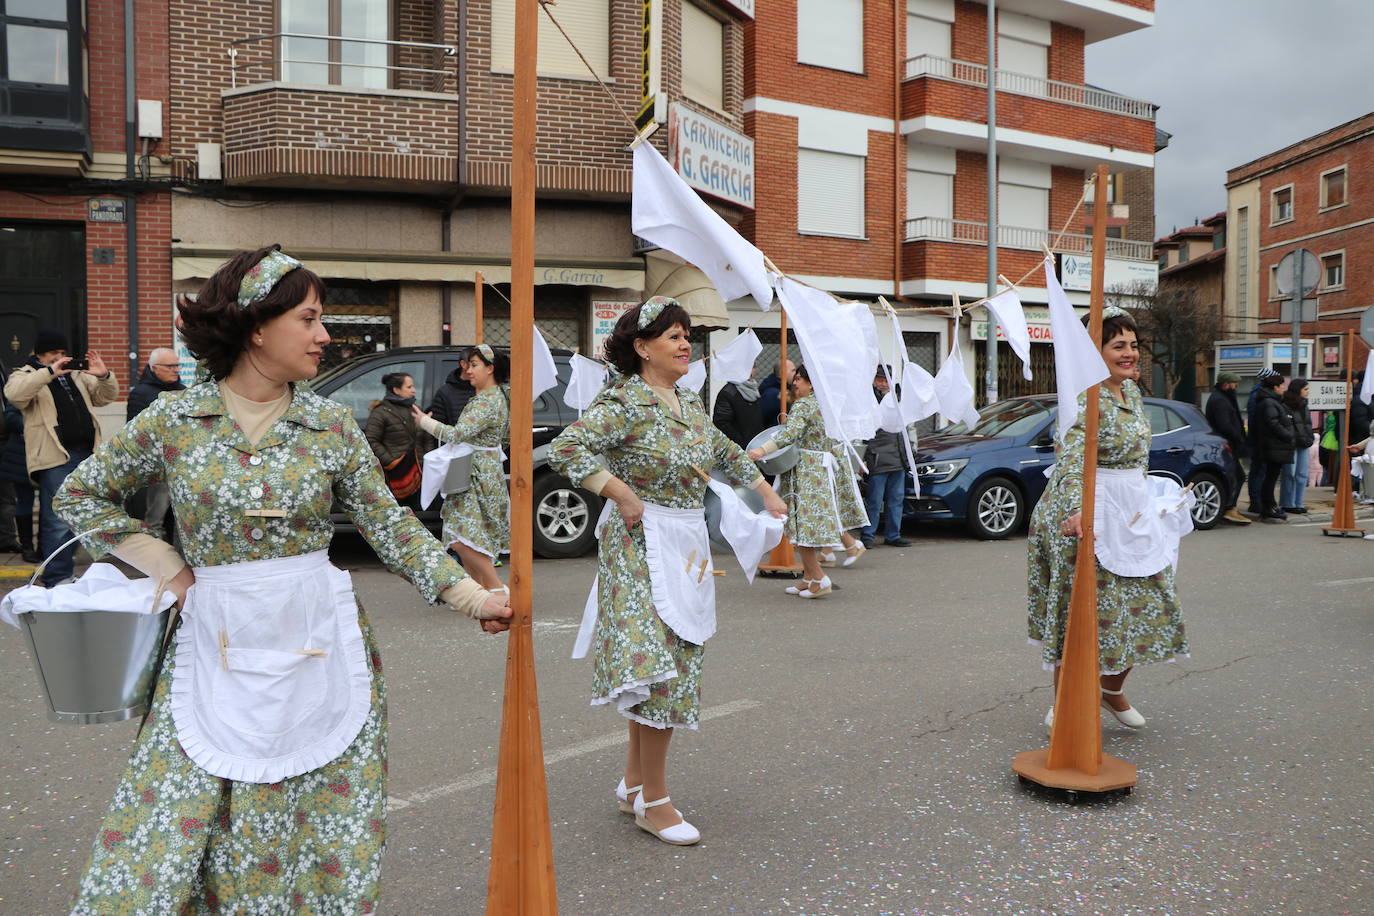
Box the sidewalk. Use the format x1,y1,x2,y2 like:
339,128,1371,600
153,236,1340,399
1234,483,1374,528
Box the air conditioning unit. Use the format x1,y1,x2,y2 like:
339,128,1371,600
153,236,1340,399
197,142,222,181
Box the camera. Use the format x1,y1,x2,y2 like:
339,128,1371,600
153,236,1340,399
64,358,89,372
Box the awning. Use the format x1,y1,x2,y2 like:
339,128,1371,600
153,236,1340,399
643,251,733,329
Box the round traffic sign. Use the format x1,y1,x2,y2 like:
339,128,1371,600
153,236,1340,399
1360,304,1374,347
1276,248,1321,298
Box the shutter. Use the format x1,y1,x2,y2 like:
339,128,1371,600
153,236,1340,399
682,3,725,112
798,0,863,74
997,35,1046,79
907,169,952,221
997,183,1048,234
490,0,609,78
799,149,865,238
906,14,951,61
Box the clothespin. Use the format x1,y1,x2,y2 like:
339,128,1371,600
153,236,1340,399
685,549,698,574
697,557,709,583
997,274,1015,292
218,630,230,670
689,463,712,483
951,292,962,319
763,256,783,277
1129,511,1142,526
1041,243,1056,263
296,648,328,658
626,120,660,151
710,569,726,577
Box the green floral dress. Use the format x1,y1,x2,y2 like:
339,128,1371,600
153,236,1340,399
54,380,468,915
1026,381,1189,674
831,441,869,532
430,384,510,558
769,394,843,548
548,375,759,729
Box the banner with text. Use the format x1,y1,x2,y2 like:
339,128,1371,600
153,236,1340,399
668,102,755,210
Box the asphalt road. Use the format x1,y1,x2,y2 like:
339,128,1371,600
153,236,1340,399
2,517,1370,915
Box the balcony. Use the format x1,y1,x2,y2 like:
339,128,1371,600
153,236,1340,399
905,216,1154,260
220,33,459,193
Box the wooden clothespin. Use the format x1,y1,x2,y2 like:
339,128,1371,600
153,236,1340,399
997,274,1015,292
626,120,660,151
296,648,328,658
710,569,726,577
951,292,963,319
218,630,230,670
696,557,709,584
1129,511,1143,526
689,463,712,483
685,549,698,574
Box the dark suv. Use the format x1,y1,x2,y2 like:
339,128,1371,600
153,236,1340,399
310,346,602,558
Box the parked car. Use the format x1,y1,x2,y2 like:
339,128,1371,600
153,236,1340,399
310,345,603,558
903,394,1240,539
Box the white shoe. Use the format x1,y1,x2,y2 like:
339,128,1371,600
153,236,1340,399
841,542,866,567
615,778,642,815
785,580,805,595
798,575,832,599
633,794,700,845
1100,688,1146,728
819,551,837,567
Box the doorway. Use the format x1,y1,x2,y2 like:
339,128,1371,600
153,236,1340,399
0,221,85,370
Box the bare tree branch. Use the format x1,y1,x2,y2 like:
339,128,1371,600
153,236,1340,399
1109,281,1222,398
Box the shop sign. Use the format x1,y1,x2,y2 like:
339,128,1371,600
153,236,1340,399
1218,345,1264,361
971,306,1057,342
668,102,754,210
1308,380,1347,411
1060,254,1158,294
87,198,125,223
590,299,636,357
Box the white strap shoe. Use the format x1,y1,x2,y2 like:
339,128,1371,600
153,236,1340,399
842,542,866,567
1100,688,1146,728
819,551,838,567
633,794,700,845
798,575,832,599
615,778,642,815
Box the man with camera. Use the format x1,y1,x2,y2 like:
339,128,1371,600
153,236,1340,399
3,330,118,586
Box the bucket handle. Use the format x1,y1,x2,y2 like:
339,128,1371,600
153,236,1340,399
28,529,102,589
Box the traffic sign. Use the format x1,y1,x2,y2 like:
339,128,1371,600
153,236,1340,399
1275,248,1320,298
1308,380,1347,411
1280,298,1318,324
1360,304,1374,346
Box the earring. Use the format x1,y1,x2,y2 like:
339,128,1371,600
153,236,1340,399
256,337,263,345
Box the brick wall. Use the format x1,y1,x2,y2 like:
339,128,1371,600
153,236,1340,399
1118,167,1156,244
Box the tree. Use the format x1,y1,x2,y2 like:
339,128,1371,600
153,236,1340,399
1109,280,1222,400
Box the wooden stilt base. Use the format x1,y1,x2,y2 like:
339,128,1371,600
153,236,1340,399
1321,526,1367,537
1012,748,1137,795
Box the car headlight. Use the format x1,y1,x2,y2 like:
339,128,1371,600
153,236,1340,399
914,458,968,484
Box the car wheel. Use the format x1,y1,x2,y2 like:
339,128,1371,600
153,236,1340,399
1187,471,1224,530
532,472,601,559
965,476,1024,539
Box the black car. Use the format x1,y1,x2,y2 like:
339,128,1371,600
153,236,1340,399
310,346,602,558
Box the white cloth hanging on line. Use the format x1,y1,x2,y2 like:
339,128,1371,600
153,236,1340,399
711,329,763,385
531,326,558,403
564,354,610,415
932,335,981,430
1360,349,1374,406
985,289,1034,381
1044,258,1109,441
679,359,708,393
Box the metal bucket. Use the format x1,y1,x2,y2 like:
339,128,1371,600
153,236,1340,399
704,472,766,552
747,425,799,476
443,451,474,495
15,531,170,724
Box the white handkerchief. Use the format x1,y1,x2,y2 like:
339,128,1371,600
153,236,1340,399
1360,349,1374,407
679,359,708,393
933,337,981,430
985,289,1033,381
531,326,558,403
1045,259,1110,441
632,143,774,310
706,479,784,584
712,329,762,385
564,354,609,413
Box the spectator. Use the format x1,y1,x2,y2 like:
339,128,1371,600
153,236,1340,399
0,365,23,553
126,347,186,421
1252,371,1295,523
1204,371,1251,525
1279,378,1314,514
2,330,118,586
1349,370,1371,449
712,366,766,448
860,367,911,548
428,360,473,427
758,358,795,426
1244,368,1277,515
0,400,37,562
366,371,429,505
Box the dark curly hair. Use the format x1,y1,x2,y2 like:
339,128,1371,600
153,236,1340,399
601,300,692,376
176,245,327,379
1086,309,1138,346
466,346,511,384
381,371,413,393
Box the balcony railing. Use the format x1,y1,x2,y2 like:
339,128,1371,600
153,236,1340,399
904,54,1155,121
228,33,458,93
905,216,1154,261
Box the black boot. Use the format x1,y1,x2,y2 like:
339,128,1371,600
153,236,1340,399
16,515,39,564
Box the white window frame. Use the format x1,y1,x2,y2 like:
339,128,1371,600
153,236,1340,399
906,0,953,64
1319,249,1345,291
1270,183,1294,226
489,0,609,80
996,157,1050,244
681,2,726,114
996,10,1049,80
1268,263,1281,301
797,0,864,75
1319,165,1348,212
798,147,866,239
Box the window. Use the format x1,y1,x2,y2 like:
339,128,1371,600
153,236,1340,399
1146,404,1185,436
1235,206,1249,318
1268,263,1280,300
996,10,1049,81
1270,185,1293,224
798,148,865,238
0,0,83,137
280,0,390,89
906,0,953,65
1321,251,1345,289
997,158,1050,238
1320,167,1347,210
798,0,863,74
906,141,954,231
682,3,725,112
326,360,427,427
490,0,609,79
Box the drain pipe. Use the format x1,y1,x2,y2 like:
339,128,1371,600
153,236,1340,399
439,0,470,347
123,0,139,382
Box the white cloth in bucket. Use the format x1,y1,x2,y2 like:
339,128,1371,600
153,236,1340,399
0,562,175,629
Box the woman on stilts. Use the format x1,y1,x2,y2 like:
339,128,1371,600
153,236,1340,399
55,246,511,914
413,345,511,592
748,365,845,598
1026,306,1189,731
549,297,785,846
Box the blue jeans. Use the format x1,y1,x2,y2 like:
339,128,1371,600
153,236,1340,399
35,448,90,587
1279,446,1309,509
861,470,907,543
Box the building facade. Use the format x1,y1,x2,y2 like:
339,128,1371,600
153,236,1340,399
1225,111,1374,380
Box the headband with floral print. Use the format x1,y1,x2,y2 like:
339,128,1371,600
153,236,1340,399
637,296,681,330
1102,305,1131,320
237,250,303,309
474,344,495,362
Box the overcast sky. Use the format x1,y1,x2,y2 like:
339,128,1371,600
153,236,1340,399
1084,0,1373,237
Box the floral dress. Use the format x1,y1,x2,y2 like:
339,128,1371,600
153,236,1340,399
768,394,843,548
430,384,510,558
54,379,467,915
831,440,869,532
548,374,759,729
1026,380,1189,674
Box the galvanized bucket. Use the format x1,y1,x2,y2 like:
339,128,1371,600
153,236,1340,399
747,425,799,476
443,451,474,495
704,472,766,553
16,532,171,724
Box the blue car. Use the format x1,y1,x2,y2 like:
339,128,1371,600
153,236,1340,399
903,395,1240,539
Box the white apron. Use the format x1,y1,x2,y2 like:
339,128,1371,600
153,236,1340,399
420,442,505,510
800,447,852,542
1092,468,1195,578
573,500,717,659
168,551,372,784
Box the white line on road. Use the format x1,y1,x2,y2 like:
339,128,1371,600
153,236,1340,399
387,698,762,811
1319,575,1374,587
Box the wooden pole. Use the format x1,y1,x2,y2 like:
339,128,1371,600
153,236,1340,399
485,0,557,910
1013,164,1136,794
474,271,485,346
759,305,804,575
1323,328,1365,537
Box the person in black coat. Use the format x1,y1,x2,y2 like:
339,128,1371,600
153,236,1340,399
711,369,766,449
427,363,474,427
126,348,186,421
1252,373,1296,521
1279,378,1314,514
1349,370,1372,447
1204,371,1250,524
757,358,795,427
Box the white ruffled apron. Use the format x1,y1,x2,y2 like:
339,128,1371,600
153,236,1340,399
800,447,850,540
169,551,372,784
1092,468,1195,577
420,442,505,510
573,500,716,660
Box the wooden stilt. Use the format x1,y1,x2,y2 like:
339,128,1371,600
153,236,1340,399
1013,164,1137,796
485,0,557,910
758,304,804,576
474,271,485,346
1324,328,1366,537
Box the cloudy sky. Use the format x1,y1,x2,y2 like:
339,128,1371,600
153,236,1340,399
1084,0,1373,236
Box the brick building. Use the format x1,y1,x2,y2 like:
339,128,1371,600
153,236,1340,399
1224,111,1374,381
1152,213,1226,396
0,0,172,432
739,0,1159,404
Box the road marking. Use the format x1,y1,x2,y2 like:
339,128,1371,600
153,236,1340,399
387,698,761,811
1320,575,1374,587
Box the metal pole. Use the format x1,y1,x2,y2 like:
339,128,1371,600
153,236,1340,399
984,0,999,407
1290,256,1303,380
